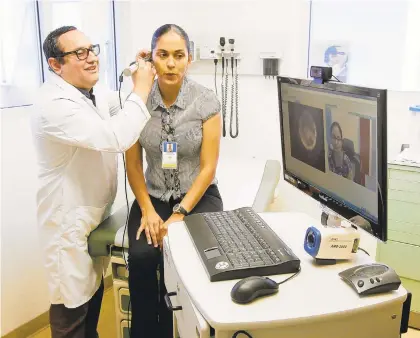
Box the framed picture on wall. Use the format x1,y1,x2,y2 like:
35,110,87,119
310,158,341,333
309,41,350,83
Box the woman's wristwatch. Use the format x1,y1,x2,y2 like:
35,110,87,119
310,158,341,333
173,203,188,216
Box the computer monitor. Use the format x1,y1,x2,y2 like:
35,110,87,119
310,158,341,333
277,76,388,242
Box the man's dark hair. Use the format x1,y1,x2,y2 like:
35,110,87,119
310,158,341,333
151,24,191,54
43,26,77,65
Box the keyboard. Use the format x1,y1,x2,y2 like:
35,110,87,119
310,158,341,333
183,207,301,282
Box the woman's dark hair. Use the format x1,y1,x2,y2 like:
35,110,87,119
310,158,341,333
151,24,190,54
330,121,343,138
43,26,77,65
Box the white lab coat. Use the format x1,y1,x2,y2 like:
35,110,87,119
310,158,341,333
31,73,150,308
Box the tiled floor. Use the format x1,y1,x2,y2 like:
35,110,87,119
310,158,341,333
30,286,420,338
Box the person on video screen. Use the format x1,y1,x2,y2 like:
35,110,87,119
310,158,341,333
328,122,353,179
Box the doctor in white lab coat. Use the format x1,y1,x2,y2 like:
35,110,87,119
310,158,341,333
31,26,155,338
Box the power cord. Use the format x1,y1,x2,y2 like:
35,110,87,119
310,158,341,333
229,57,239,138
230,268,302,338
223,59,229,137
221,57,228,137
358,247,370,256
332,75,342,82
117,71,130,271
118,70,132,337
232,330,253,338
220,37,226,137
276,266,301,285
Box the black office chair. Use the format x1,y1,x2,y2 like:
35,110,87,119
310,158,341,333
343,138,362,184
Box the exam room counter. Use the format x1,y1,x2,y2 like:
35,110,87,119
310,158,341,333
87,158,415,338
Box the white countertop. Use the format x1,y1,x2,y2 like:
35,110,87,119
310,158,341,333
167,211,407,330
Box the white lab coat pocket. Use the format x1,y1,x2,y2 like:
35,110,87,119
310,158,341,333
74,205,107,247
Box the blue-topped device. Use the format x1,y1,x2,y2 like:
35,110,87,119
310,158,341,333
409,105,420,113
304,226,321,257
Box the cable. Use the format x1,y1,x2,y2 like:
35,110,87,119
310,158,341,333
223,59,229,137
118,72,130,270
221,54,227,137
220,37,226,137
229,58,239,138
118,72,130,271
358,247,370,256
231,268,302,338
229,57,236,137
214,59,218,96
121,155,130,270
276,266,301,285
118,71,131,337
332,75,342,82
118,72,124,110
232,330,253,338
122,151,131,336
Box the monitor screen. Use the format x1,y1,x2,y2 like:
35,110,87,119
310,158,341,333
277,77,387,242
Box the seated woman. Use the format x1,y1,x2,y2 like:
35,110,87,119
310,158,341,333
125,24,223,338
328,121,353,180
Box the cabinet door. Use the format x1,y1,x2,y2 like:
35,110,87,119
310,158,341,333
377,240,420,281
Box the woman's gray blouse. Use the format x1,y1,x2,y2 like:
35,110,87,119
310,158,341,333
138,77,221,201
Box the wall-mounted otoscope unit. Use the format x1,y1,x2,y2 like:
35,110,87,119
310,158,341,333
218,37,240,139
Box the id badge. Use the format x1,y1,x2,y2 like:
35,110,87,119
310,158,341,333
162,141,177,169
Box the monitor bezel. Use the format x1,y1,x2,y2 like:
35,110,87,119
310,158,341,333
277,76,388,242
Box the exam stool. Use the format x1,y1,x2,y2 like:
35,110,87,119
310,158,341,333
88,203,133,338
87,159,282,338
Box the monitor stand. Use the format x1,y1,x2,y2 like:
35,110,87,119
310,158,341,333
319,203,355,228
312,203,361,265
315,257,338,265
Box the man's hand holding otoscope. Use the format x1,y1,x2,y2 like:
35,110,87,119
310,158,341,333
127,50,155,104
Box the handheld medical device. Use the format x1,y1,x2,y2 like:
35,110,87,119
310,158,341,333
123,55,153,76
220,37,228,138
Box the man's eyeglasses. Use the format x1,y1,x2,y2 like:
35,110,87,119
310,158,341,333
55,44,100,61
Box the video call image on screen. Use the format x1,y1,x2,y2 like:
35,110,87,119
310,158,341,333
288,102,326,173
281,84,379,221
325,106,377,192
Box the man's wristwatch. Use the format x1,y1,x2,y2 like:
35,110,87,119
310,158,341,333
173,203,188,216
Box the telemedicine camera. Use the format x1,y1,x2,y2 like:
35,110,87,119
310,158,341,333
304,222,360,264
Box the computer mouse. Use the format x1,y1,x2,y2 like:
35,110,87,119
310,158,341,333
231,276,279,304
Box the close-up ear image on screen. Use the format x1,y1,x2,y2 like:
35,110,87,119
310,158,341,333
288,101,326,173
